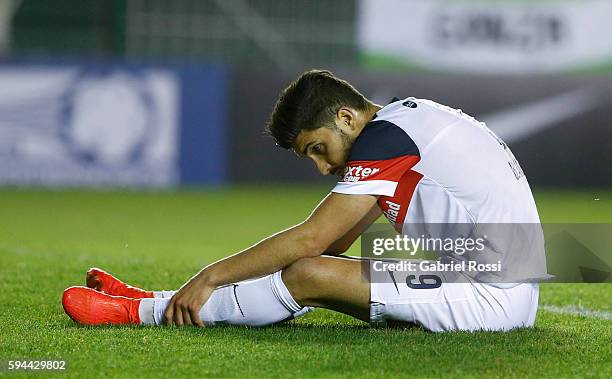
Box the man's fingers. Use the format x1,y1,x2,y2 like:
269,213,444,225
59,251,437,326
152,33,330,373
189,306,204,327
181,306,193,326
174,307,184,326
163,298,176,326
161,279,212,327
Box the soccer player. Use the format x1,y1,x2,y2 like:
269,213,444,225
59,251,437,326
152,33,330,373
62,70,546,332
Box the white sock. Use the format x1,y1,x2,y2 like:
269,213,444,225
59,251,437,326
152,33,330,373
152,290,176,299
137,291,176,324
139,271,312,326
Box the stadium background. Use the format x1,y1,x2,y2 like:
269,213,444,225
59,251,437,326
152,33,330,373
0,0,610,187
0,1,610,378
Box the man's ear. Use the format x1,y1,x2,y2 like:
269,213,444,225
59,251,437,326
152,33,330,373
337,107,356,131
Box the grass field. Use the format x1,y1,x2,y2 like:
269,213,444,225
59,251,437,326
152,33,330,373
0,186,610,378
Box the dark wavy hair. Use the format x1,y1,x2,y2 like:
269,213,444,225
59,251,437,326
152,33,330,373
265,69,370,149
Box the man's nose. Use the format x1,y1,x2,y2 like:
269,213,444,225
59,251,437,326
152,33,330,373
314,159,331,175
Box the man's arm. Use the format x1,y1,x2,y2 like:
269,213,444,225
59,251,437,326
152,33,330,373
324,204,382,256
164,192,378,326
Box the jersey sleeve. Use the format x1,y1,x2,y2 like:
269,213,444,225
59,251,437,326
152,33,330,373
332,120,420,197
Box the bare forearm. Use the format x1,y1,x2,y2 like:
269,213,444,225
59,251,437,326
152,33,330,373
191,194,377,288
197,224,320,287
324,204,382,255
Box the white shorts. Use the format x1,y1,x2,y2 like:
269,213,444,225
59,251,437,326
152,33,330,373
369,261,539,332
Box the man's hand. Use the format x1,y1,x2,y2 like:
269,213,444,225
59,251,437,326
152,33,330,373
163,271,214,327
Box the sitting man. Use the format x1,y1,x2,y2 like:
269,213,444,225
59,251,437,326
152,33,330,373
62,70,546,332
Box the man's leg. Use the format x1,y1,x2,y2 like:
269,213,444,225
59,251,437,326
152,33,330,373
140,272,312,327
141,256,369,326
64,256,370,327
281,255,370,322
64,271,312,327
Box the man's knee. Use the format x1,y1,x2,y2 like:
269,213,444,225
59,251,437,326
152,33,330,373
282,256,331,305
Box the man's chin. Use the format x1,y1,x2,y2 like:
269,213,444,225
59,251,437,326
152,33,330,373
331,167,345,176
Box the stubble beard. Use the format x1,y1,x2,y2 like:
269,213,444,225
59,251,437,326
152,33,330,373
338,128,355,172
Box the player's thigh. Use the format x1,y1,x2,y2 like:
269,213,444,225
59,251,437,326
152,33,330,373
282,255,369,308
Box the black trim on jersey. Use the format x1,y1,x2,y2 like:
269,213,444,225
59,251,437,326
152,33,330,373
347,120,420,161
370,97,406,126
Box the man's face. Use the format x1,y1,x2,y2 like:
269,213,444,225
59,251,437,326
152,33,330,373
293,124,354,176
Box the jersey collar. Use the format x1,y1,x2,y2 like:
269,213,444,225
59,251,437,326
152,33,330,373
371,97,401,121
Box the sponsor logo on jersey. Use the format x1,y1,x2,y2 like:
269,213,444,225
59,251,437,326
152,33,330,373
382,200,401,223
341,165,381,182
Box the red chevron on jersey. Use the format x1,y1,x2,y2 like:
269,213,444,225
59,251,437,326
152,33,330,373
341,155,419,183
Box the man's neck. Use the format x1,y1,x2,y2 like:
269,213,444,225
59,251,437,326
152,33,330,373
369,103,383,118
357,103,383,134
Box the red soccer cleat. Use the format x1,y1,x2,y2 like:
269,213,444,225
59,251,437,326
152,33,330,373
86,268,154,299
62,286,141,326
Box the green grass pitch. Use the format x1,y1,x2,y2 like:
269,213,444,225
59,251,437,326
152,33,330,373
0,186,610,378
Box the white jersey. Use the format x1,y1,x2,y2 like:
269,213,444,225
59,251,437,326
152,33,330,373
333,97,540,225
332,97,548,285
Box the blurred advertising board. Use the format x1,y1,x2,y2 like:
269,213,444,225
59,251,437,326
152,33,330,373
358,0,612,74
0,60,227,187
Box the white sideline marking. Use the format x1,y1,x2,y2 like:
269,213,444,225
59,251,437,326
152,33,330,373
540,305,612,320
